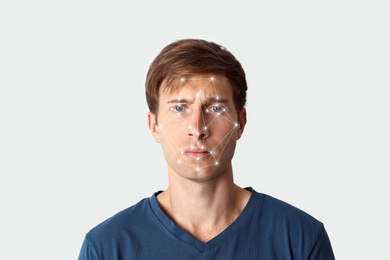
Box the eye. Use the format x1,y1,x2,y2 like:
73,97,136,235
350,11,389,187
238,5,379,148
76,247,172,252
211,106,222,113
173,105,185,113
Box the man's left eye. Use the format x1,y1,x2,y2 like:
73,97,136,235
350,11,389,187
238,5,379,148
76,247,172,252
211,106,222,113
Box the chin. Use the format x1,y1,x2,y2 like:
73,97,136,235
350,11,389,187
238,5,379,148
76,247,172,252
171,163,228,183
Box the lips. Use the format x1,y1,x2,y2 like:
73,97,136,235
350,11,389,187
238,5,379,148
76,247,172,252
183,148,211,159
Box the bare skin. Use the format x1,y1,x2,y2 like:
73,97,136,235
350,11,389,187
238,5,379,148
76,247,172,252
148,75,251,243
157,164,250,242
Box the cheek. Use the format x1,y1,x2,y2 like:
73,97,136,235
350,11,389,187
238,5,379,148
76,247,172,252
215,127,237,140
209,125,238,145
158,123,187,143
210,116,237,130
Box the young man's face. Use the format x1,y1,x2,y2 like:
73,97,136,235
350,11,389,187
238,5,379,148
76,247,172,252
148,75,246,183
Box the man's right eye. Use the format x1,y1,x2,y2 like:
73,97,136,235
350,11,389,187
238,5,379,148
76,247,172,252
173,105,185,112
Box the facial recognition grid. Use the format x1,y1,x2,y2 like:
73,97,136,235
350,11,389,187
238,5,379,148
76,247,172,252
156,77,239,171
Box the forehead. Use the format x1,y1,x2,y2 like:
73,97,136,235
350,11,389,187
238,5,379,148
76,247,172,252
160,75,233,100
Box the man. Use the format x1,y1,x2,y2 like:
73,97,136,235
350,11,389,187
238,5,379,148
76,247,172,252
79,39,335,259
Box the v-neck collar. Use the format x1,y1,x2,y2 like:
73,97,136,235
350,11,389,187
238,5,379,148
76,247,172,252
148,187,258,253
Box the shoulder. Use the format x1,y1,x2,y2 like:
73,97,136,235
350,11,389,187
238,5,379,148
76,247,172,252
85,197,151,242
249,189,325,243
246,189,334,259
255,191,322,227
79,197,156,259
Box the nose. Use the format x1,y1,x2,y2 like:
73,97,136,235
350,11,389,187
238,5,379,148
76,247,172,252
187,107,209,139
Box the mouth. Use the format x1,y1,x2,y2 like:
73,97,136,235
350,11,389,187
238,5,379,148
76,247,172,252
183,148,211,159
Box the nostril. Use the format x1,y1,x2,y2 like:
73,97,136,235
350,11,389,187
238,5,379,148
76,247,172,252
188,124,208,138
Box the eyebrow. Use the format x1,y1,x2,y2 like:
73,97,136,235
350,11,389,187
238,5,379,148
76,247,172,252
166,97,230,104
167,99,190,104
205,97,229,104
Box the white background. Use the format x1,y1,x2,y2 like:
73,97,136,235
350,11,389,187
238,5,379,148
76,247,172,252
1,1,389,259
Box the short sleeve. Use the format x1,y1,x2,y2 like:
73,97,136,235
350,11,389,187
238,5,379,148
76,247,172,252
78,235,99,260
308,225,335,260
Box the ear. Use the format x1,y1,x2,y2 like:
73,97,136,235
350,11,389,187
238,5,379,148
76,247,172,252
237,108,247,140
147,112,161,143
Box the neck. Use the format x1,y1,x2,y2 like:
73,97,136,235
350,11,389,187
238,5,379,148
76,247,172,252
156,164,251,243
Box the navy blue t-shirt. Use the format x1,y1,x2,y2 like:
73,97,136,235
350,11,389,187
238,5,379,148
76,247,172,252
79,188,334,259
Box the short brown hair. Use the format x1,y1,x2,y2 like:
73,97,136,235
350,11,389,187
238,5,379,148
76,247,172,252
145,39,247,116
